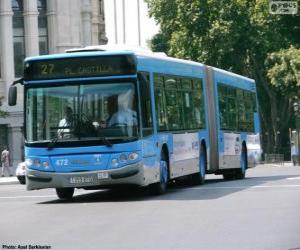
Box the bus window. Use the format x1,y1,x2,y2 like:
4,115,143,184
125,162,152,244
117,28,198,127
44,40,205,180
218,84,256,132
154,75,167,131
192,79,205,129
138,72,153,136
164,77,182,130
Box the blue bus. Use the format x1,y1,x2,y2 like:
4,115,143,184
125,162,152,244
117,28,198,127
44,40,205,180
9,46,262,199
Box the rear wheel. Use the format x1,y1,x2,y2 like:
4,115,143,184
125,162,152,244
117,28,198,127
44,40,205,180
56,188,74,200
223,172,235,180
235,149,247,179
191,145,206,185
223,147,247,180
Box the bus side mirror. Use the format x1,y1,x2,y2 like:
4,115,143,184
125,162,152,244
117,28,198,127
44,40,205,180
8,85,17,106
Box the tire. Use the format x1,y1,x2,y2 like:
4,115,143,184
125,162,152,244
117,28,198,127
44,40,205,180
56,188,74,200
191,145,206,185
149,160,168,195
223,172,235,180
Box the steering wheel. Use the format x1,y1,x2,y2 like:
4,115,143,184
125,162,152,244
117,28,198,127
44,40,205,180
110,123,128,128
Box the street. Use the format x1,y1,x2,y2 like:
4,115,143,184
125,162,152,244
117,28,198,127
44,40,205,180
1,165,300,250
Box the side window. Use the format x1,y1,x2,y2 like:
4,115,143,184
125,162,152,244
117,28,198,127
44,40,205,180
138,72,153,136
218,85,227,129
218,83,255,132
244,91,254,132
192,79,205,129
154,75,167,131
181,78,193,129
164,76,182,130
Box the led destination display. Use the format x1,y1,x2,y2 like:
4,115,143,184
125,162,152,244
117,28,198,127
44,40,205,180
24,55,137,80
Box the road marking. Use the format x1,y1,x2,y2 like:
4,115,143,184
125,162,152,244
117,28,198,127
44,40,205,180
0,190,96,199
0,195,57,199
189,184,300,190
287,176,300,180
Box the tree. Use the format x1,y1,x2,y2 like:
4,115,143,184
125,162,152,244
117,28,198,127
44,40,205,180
146,0,300,156
266,46,300,98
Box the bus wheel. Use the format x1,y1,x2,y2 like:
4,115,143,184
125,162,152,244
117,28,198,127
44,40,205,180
56,187,74,200
235,149,247,179
191,147,206,185
223,172,235,180
149,160,168,195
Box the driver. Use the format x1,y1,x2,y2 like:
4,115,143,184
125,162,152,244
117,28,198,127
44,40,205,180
108,91,137,127
108,108,137,127
58,106,73,138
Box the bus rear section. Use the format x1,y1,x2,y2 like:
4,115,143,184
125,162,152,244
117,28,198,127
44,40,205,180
209,67,262,179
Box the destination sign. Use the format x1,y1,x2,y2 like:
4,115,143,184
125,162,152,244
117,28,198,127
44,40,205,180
24,55,137,80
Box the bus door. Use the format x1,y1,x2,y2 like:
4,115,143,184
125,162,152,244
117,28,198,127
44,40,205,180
138,72,158,184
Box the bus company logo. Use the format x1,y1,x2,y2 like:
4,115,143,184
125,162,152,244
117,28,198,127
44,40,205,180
269,1,298,14
192,141,199,150
94,154,102,164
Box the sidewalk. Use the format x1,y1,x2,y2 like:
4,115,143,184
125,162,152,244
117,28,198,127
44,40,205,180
261,161,297,168
0,176,19,185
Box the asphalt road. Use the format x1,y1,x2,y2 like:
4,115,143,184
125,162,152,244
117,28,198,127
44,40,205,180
1,165,300,250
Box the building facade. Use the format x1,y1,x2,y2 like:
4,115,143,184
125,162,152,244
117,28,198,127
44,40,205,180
0,0,107,169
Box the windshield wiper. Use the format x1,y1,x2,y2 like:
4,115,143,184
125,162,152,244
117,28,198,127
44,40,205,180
47,136,60,150
98,137,113,147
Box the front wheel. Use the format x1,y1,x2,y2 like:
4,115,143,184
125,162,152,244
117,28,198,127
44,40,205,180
56,188,74,200
149,160,168,195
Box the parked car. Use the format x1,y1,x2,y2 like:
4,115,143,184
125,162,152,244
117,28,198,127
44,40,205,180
16,162,26,184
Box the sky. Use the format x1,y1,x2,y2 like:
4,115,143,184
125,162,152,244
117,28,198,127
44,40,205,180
104,0,160,49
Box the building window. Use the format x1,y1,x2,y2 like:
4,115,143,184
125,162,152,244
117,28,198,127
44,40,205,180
38,0,48,55
99,0,104,20
12,0,25,77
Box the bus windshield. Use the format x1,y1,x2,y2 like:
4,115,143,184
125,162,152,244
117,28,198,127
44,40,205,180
25,81,138,145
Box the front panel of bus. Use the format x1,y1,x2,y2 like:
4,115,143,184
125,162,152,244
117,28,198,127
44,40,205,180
23,53,157,190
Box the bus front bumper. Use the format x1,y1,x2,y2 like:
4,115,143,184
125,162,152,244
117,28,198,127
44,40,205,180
26,161,145,190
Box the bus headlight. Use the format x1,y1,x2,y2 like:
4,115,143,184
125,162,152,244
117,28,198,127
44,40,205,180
119,154,128,163
128,152,138,161
111,158,119,168
110,152,139,169
42,161,49,169
25,158,33,167
33,159,41,167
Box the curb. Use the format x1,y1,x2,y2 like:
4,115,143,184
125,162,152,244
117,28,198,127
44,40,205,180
0,177,20,185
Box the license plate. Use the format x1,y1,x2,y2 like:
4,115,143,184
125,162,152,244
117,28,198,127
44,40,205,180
97,172,108,179
69,176,94,184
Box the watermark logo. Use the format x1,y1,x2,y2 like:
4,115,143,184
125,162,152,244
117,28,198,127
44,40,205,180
269,1,298,14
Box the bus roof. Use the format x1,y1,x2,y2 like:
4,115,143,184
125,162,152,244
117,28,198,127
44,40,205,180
25,45,254,84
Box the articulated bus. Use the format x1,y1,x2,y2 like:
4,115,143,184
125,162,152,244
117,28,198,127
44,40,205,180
9,46,262,199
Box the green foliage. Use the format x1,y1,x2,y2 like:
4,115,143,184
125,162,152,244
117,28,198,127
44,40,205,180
266,46,300,97
146,0,300,154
